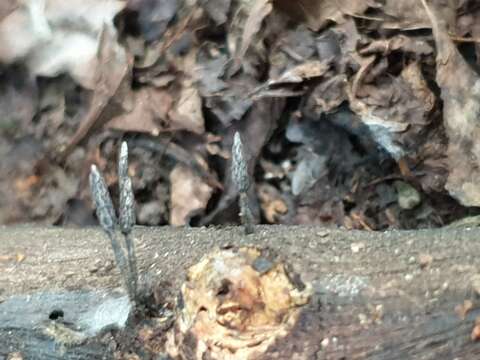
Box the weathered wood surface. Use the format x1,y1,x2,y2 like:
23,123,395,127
1,225,480,359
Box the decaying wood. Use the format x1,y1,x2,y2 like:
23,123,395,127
1,225,480,359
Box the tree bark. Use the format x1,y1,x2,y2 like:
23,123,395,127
1,225,480,359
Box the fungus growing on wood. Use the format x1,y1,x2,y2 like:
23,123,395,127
166,246,312,359
89,141,138,304
232,132,255,234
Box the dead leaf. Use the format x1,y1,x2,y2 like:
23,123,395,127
251,60,330,99
170,164,212,226
0,0,126,88
359,35,434,57
108,87,173,135
375,0,429,30
422,0,480,206
401,62,435,113
168,84,205,134
257,183,288,223
275,0,371,31
270,60,330,85
378,0,455,30
60,25,131,160
303,74,348,116
230,0,273,75
110,82,204,135
348,52,434,161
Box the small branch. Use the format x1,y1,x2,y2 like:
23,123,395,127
448,32,480,43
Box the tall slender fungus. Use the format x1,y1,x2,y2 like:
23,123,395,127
89,165,116,235
232,132,254,234
89,142,138,304
118,142,138,301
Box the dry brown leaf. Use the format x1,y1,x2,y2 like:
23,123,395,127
251,61,330,99
304,74,348,115
168,84,205,134
401,62,435,113
359,35,434,57
108,87,173,135
422,0,480,206
60,25,131,160
230,0,273,75
377,0,429,30
169,164,212,226
379,0,456,30
348,52,434,161
0,0,126,88
258,183,287,223
110,80,204,135
275,0,371,31
272,60,330,85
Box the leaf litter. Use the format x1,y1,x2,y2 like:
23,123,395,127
1,0,480,230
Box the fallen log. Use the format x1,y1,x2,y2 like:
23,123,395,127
1,225,480,359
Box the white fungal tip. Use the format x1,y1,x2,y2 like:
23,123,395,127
234,132,242,147
120,141,128,158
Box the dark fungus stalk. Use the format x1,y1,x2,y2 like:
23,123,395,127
232,132,254,234
89,141,138,303
118,142,138,302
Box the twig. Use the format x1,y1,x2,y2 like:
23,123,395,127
448,33,480,43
